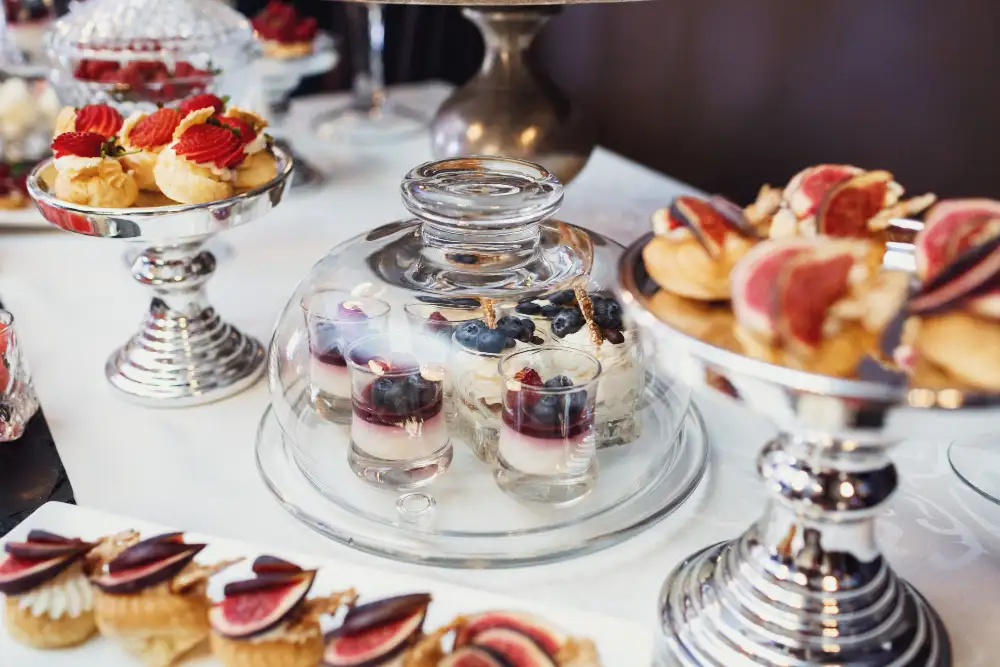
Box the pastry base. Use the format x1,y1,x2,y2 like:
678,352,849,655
4,597,97,649
912,312,1000,391
0,191,27,209
646,289,739,351
210,631,323,667
734,323,874,378
53,161,139,208
642,233,753,301
154,148,233,205
94,584,211,667
262,40,315,59
234,151,278,190
559,637,603,667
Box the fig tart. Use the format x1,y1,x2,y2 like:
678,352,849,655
323,593,432,667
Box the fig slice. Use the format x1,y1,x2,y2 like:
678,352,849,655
470,628,557,667
107,533,199,573
323,606,426,666
0,548,90,595
93,544,203,594
660,195,733,258
5,539,93,561
816,170,893,237
251,555,302,575
909,234,1000,315
25,529,82,544
730,238,819,338
338,593,433,636
454,611,566,657
708,195,762,238
441,646,515,667
210,570,315,639
775,250,856,350
223,571,314,597
785,164,862,219
915,198,1000,278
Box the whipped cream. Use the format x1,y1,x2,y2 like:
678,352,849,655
15,563,93,620
555,329,643,419
0,78,41,141
54,155,104,173
244,132,267,156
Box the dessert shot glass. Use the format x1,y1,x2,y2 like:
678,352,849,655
302,289,390,423
495,346,600,507
450,320,549,464
345,333,453,490
0,310,39,442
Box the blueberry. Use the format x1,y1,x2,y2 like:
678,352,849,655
530,335,544,345
371,377,395,407
373,377,411,413
533,396,561,424
455,320,487,347
567,390,588,415
592,297,622,329
548,290,576,306
496,316,523,337
603,327,625,345
405,374,437,407
505,337,516,348
544,375,573,389
476,329,508,354
540,304,563,318
520,318,536,335
515,301,542,315
551,308,585,338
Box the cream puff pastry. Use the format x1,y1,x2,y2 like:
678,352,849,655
50,131,139,208
1,529,138,650
91,532,239,667
153,108,246,205
120,107,184,191
209,555,355,667
643,189,778,301
220,106,278,190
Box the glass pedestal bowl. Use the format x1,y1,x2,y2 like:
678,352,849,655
259,156,709,566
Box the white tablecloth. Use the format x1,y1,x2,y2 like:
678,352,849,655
3,83,999,664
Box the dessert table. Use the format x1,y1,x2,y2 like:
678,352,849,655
2,82,1000,664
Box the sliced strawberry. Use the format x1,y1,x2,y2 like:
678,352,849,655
129,108,183,149
75,104,124,138
216,116,256,144
51,132,105,159
179,93,226,117
174,124,246,169
513,368,543,387
291,16,318,42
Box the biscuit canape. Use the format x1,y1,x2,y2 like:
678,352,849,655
252,0,320,60
0,529,138,649
901,201,1000,390
729,237,907,377
91,532,240,667
209,555,356,667
153,108,247,205
50,131,139,208
120,107,185,192
53,103,124,140
322,593,432,667
767,163,935,240
408,609,604,666
642,190,778,301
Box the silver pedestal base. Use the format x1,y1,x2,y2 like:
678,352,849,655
659,539,951,666
106,241,265,407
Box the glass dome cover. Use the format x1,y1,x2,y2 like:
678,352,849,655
43,0,257,110
262,157,707,566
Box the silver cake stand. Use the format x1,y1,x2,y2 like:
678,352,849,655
618,233,959,666
26,147,294,407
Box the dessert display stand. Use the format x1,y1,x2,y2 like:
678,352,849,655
618,233,963,666
257,156,710,567
26,148,295,407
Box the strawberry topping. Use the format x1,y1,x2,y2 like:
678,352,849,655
252,0,318,44
129,108,183,149
174,123,246,169
179,93,226,117
51,132,106,159
216,116,256,144
513,367,543,387
74,104,124,139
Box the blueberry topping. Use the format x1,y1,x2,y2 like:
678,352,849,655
603,328,625,345
567,389,588,415
496,316,524,340
371,377,412,413
455,320,487,347
515,301,542,315
476,329,508,354
544,375,573,389
405,374,438,407
540,304,563,318
532,397,560,425
505,337,516,348
520,318,535,335
548,290,576,306
551,309,585,338
530,335,544,345
592,297,623,329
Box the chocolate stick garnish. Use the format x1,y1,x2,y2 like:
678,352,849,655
574,287,604,346
479,297,497,329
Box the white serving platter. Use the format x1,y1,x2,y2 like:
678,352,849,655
0,502,656,666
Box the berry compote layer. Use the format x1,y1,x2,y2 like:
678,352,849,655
499,369,594,476
308,303,372,399
351,359,448,461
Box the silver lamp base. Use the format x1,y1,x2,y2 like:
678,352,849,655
105,243,265,406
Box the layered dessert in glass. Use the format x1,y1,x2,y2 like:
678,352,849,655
450,314,546,463
515,289,644,446
302,290,389,423
346,333,452,490
496,347,601,507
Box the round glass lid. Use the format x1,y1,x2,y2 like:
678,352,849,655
263,157,709,566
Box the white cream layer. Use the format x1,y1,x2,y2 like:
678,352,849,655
310,359,352,398
498,424,595,476
351,411,449,461
15,563,93,619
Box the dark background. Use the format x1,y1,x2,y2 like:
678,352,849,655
242,0,1000,204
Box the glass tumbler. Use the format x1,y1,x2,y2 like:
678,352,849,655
345,332,453,490
302,290,390,423
0,310,38,441
496,346,600,507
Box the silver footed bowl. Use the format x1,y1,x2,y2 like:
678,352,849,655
615,230,986,666
25,148,294,407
